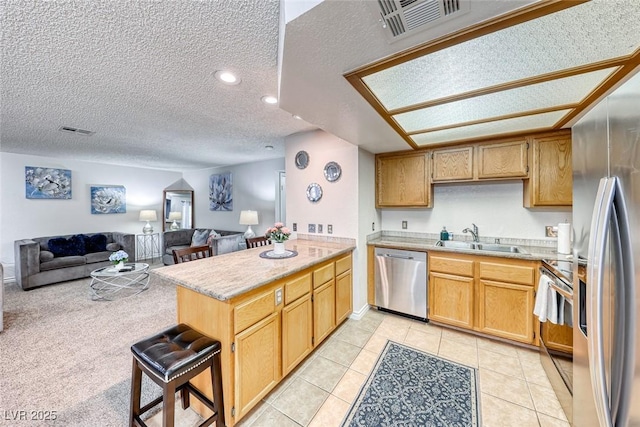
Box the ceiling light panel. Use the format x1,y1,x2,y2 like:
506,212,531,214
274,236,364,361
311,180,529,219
363,0,640,111
411,110,570,146
394,68,617,132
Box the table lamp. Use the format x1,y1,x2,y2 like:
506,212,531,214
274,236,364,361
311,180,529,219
139,210,157,234
168,211,182,231
239,210,259,239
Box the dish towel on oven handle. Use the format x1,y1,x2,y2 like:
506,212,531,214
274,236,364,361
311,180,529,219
534,274,559,323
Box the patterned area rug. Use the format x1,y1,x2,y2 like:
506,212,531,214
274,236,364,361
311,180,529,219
341,341,480,427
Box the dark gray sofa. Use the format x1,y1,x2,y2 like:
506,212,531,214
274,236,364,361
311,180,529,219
162,228,243,265
15,232,135,290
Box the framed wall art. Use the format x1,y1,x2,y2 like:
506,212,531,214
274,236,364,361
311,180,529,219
25,166,72,199
209,172,232,211
90,185,126,214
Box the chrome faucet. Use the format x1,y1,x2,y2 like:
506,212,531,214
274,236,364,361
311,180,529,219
462,223,479,242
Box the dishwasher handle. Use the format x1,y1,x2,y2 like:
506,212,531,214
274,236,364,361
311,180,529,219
382,253,415,260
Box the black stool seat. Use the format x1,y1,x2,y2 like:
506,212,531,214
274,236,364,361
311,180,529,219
132,324,221,382
130,324,225,427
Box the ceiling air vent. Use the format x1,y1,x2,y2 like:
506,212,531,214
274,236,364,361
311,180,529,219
377,0,469,42
58,126,95,136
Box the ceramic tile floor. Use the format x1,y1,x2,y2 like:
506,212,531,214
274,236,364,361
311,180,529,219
149,309,571,427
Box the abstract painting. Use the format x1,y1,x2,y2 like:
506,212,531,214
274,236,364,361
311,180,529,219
91,185,126,214
209,172,232,211
25,166,72,199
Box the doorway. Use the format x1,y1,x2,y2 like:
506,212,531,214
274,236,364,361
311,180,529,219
275,171,286,224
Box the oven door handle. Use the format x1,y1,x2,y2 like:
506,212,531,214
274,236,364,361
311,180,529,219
547,280,572,300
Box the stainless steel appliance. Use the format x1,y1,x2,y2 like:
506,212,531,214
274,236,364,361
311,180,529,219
539,258,576,423
572,70,640,426
374,247,428,321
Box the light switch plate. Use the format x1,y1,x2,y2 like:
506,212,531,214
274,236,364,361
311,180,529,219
402,220,407,229
545,226,558,237
328,224,333,234
318,224,323,233
292,223,297,232
308,224,316,233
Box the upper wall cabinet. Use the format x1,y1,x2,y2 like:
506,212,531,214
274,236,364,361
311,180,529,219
376,152,432,208
431,139,528,183
523,131,572,207
477,140,528,179
431,146,474,182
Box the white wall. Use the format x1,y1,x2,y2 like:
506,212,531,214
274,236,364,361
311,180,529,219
285,129,359,238
0,152,181,266
183,158,285,235
381,180,571,241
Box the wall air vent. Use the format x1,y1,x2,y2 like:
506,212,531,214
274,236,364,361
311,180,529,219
377,0,469,42
58,126,95,136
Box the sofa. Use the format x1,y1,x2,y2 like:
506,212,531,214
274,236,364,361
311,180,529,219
162,228,243,265
15,232,135,290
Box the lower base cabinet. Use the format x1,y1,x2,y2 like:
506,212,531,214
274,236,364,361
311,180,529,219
176,251,353,426
477,279,535,343
429,272,474,329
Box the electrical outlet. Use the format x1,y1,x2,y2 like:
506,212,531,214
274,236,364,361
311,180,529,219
275,288,282,305
545,225,558,237
318,224,323,233
292,223,297,232
308,224,316,233
402,220,407,229
328,224,333,234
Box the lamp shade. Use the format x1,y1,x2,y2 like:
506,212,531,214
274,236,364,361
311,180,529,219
139,210,157,222
239,210,259,225
168,211,182,221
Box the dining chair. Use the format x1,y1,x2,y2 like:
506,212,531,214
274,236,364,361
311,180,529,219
172,245,213,264
245,236,270,249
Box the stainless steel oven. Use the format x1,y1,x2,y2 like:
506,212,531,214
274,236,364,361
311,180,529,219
539,259,574,423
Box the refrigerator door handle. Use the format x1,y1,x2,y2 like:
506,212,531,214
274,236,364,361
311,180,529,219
587,177,614,427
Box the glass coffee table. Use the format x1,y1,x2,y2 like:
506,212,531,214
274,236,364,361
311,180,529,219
90,263,150,300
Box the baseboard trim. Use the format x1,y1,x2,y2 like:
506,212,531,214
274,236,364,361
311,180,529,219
349,304,370,321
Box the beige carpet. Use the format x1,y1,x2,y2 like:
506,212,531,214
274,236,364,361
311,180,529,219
0,273,177,426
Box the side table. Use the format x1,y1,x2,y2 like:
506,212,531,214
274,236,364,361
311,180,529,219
136,233,160,263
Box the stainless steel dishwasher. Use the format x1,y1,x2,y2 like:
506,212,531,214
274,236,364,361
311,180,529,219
374,247,428,321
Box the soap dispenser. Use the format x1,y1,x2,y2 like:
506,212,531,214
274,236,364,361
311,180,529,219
440,226,449,241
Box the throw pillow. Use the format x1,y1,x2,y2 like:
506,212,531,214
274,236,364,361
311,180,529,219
39,250,54,262
48,236,86,257
85,234,108,253
106,242,121,251
191,229,210,247
206,229,220,245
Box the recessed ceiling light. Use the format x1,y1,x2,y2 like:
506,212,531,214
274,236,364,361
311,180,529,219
261,95,278,105
58,126,95,136
292,114,302,120
214,70,240,85
265,145,274,150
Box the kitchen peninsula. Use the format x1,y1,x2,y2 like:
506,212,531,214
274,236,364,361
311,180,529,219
153,238,355,426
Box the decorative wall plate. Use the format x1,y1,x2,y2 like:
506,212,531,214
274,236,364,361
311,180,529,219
323,161,342,182
306,183,323,202
295,151,309,169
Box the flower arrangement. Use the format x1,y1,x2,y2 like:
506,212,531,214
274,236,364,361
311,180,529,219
109,250,129,265
265,222,291,243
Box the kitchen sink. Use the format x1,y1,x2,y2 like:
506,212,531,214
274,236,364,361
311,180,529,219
435,241,477,249
476,243,528,254
434,241,528,254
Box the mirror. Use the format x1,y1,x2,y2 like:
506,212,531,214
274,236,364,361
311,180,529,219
163,190,194,231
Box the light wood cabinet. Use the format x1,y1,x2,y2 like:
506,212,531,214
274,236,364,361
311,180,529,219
427,252,538,345
335,254,353,325
234,312,280,418
431,146,474,182
282,294,313,375
541,322,573,354
176,251,353,426
428,254,475,328
376,152,432,207
524,131,572,207
477,139,528,179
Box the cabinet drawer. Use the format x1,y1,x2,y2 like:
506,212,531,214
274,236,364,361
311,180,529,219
313,263,335,288
285,273,311,305
235,289,276,334
430,256,474,277
335,254,352,275
479,262,535,285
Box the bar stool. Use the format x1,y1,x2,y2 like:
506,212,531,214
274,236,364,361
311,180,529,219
129,323,225,427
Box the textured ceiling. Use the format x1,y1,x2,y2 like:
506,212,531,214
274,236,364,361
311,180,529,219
0,0,315,170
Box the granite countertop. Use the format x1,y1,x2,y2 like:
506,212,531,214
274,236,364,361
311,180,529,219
152,239,356,301
367,235,568,261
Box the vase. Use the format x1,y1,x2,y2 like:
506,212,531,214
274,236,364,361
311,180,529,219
115,261,125,269
273,242,286,255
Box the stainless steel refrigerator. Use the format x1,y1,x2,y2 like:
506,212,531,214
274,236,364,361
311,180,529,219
572,70,640,426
